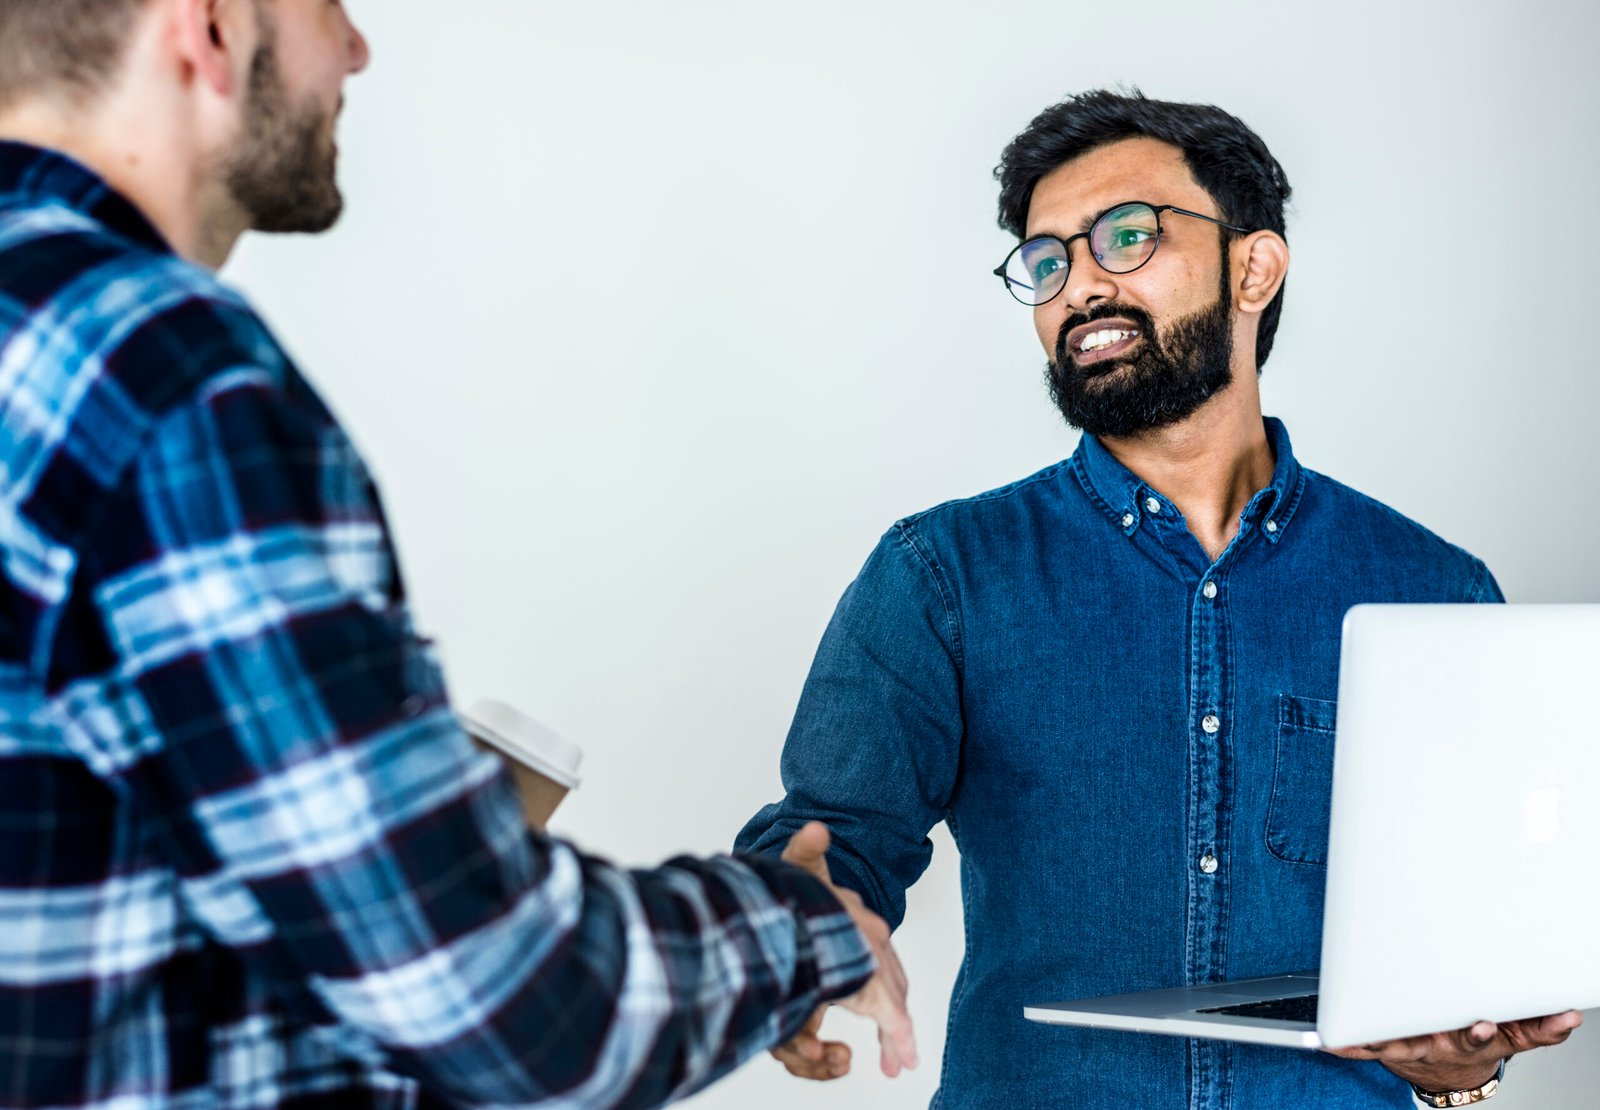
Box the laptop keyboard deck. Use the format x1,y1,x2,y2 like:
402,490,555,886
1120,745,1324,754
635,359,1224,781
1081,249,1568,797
1197,994,1319,1023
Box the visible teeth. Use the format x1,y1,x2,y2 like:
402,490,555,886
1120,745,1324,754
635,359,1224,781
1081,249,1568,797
1078,328,1137,352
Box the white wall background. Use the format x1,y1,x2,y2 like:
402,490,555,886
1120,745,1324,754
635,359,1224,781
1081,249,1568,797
226,1,1599,1105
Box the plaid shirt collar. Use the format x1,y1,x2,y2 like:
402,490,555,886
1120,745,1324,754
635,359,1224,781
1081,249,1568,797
0,138,172,254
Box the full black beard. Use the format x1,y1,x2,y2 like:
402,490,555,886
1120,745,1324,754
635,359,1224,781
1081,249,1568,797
1045,256,1236,439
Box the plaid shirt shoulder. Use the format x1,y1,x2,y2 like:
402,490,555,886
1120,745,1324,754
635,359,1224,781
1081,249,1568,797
0,142,871,1110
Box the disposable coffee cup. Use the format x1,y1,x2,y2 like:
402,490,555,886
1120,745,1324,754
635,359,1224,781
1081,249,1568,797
459,698,582,830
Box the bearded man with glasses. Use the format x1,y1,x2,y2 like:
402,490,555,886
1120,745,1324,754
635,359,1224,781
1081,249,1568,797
737,89,1580,1108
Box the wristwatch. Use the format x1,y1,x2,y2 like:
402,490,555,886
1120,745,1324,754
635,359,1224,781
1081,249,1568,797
1410,1059,1505,1107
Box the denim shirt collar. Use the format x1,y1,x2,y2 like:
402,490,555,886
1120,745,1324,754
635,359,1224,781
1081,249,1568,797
1070,416,1306,545
0,140,172,255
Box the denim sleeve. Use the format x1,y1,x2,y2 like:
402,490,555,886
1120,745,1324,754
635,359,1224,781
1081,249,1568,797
736,523,962,930
1467,557,1506,604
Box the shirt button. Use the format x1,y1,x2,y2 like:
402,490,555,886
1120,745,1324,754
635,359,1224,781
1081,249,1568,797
1264,519,1278,533
402,695,426,717
1121,512,1135,528
1201,714,1220,734
1202,581,1218,600
1199,853,1219,874
1144,496,1162,514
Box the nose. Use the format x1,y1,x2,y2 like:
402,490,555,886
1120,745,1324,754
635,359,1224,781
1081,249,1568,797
344,10,371,74
1058,237,1118,315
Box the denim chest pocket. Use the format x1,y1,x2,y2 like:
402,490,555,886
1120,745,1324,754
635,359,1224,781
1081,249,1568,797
1266,694,1338,865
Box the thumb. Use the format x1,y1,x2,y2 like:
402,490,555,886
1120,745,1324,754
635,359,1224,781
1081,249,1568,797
782,821,834,882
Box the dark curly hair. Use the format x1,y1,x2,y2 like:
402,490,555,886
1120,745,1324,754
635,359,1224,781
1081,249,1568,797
995,89,1292,370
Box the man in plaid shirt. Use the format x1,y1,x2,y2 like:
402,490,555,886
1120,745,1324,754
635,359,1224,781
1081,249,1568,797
0,2,916,1107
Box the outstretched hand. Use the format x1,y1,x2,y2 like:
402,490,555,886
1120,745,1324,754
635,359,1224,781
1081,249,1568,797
1328,1010,1583,1093
776,822,918,1079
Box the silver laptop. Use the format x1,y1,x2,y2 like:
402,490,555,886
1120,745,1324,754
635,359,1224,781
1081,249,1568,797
1025,603,1600,1049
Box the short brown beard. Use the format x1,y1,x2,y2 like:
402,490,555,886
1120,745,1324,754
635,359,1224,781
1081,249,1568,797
223,20,343,234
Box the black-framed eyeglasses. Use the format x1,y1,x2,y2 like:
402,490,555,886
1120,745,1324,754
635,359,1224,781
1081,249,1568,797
994,201,1251,307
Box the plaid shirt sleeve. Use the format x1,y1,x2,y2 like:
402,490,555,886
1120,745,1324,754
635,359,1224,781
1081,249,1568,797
78,361,874,1107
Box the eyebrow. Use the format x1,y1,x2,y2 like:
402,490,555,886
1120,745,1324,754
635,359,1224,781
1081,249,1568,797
1030,200,1138,241
1037,200,1209,244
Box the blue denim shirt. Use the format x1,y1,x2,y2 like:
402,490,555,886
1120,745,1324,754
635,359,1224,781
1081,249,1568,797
737,418,1501,1109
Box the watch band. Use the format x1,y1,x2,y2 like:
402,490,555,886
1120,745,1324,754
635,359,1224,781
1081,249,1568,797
1411,1059,1505,1107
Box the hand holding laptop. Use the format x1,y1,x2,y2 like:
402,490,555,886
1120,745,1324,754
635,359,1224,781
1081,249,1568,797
1328,1009,1583,1098
1023,605,1600,1105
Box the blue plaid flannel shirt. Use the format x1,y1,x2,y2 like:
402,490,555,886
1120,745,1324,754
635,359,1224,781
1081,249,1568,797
0,140,872,1109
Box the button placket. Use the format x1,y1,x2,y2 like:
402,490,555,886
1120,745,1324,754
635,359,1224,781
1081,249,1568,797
1184,545,1234,1110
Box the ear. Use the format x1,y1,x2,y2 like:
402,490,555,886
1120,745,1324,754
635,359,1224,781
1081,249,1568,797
1233,230,1289,318
169,0,256,98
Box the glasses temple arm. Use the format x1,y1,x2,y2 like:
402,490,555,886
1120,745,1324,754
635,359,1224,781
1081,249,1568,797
1163,205,1253,234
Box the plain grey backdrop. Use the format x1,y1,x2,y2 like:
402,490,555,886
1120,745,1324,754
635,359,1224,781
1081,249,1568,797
225,1,1599,1105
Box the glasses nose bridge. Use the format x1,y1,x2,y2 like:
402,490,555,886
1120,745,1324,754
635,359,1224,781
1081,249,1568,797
1056,227,1123,309
1059,229,1096,271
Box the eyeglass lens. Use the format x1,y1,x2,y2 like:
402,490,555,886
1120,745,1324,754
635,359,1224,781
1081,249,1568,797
1000,202,1162,306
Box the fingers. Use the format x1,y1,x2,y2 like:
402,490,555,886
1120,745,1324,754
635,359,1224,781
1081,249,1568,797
1367,1044,1419,1065
1328,1028,1476,1064
1542,1010,1584,1038
1328,1007,1586,1084
784,981,919,1081
770,1005,850,1080
791,1009,826,1061
1324,1045,1369,1060
839,969,919,1076
877,1004,919,1077
876,1025,903,1078
770,1037,851,1081
798,1005,825,1040
780,821,834,885
1503,1010,1584,1050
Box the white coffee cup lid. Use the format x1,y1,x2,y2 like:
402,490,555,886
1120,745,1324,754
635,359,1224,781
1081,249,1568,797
459,698,583,789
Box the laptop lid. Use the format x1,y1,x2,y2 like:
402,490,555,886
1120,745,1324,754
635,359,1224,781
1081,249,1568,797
1317,603,1600,1047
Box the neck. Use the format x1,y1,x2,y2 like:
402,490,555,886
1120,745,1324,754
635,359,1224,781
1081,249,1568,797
1097,368,1274,562
0,97,247,269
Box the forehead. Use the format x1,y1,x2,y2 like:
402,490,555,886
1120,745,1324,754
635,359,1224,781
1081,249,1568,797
1024,136,1212,237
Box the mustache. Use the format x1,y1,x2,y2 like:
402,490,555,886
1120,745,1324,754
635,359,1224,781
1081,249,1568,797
1054,303,1158,364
